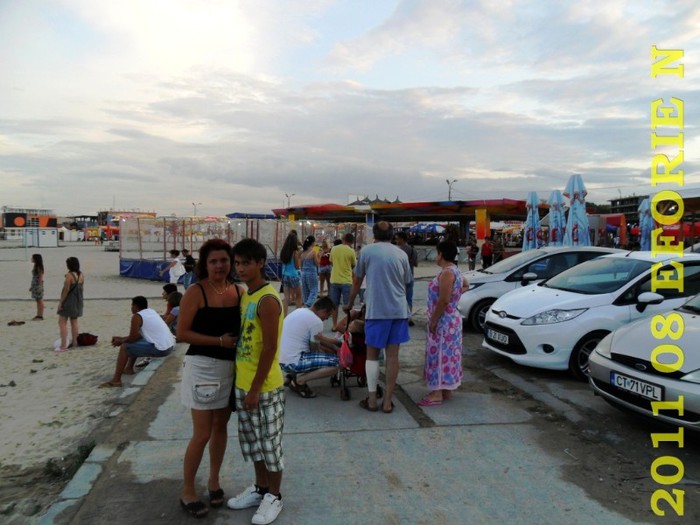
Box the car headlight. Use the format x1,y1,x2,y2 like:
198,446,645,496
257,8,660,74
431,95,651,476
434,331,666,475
594,333,613,358
521,308,587,325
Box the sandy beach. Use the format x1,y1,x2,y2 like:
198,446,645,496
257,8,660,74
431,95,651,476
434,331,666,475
0,243,184,520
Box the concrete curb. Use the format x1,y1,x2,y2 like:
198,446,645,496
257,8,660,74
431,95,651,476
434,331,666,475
36,357,169,525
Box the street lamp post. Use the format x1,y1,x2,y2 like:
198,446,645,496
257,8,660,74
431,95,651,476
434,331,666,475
192,202,202,216
284,193,295,208
446,179,457,201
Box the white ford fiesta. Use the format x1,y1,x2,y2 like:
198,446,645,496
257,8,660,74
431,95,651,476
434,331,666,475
457,246,621,331
481,251,700,380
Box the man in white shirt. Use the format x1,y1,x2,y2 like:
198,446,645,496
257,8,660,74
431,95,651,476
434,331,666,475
99,296,175,387
279,297,338,399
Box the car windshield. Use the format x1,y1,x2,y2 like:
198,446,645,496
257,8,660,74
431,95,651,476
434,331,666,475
479,249,544,274
679,293,700,313
543,257,651,294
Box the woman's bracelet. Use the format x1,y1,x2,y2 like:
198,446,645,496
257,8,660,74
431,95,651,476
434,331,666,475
219,335,223,347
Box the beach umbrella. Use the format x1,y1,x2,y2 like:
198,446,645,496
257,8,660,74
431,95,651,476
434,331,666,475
638,197,654,251
547,190,566,247
563,174,591,246
522,192,541,251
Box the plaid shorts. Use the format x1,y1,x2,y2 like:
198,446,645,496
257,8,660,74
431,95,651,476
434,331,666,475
281,352,339,374
235,387,285,471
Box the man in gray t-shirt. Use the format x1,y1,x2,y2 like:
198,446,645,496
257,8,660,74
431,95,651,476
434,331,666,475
346,221,412,414
394,231,418,325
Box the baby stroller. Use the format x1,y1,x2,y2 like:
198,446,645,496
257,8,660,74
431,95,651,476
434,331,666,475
330,307,383,401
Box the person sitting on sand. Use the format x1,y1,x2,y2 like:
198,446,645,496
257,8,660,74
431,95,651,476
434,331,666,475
99,296,175,388
163,291,183,335
162,283,178,313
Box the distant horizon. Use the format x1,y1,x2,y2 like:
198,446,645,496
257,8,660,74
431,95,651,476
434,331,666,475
4,191,642,220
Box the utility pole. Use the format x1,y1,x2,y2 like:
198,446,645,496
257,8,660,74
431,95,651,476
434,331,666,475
285,193,295,208
446,179,457,201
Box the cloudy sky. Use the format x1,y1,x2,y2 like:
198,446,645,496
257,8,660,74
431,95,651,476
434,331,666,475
1,0,699,218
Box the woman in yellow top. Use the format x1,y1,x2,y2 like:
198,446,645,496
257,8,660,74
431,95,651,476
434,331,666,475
227,238,286,525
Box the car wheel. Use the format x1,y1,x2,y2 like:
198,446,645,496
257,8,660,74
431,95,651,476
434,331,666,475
569,331,609,381
469,299,494,332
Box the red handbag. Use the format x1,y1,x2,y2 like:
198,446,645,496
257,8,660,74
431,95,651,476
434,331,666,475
77,332,98,346
338,332,353,368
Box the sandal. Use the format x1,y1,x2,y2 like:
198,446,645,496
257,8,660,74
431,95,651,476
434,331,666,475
135,358,151,369
289,379,317,398
32,316,43,321
208,488,224,508
359,397,378,412
382,402,395,414
418,396,442,407
180,499,208,518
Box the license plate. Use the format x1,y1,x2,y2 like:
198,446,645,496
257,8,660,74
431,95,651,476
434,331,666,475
610,372,663,401
487,329,509,345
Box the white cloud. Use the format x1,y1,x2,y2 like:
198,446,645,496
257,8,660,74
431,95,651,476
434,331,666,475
1,0,699,217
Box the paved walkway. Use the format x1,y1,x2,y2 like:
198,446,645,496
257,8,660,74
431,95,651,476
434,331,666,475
37,278,647,525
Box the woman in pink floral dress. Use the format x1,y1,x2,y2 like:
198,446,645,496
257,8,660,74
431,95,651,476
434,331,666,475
419,241,467,406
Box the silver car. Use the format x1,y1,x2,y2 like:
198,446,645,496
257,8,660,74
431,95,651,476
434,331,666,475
589,293,700,430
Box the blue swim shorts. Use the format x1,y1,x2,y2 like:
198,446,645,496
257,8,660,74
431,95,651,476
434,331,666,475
365,319,410,349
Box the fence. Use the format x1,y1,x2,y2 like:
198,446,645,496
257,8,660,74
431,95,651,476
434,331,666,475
118,217,367,281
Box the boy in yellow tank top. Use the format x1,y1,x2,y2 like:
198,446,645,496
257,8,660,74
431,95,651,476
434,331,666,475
228,238,285,525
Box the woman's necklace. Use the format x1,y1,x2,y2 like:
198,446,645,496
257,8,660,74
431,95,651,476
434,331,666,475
208,280,229,295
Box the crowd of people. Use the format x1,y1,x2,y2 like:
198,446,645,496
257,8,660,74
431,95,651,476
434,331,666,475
30,222,471,524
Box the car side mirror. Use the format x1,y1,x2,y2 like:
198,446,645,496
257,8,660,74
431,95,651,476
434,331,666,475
521,272,538,286
636,292,664,312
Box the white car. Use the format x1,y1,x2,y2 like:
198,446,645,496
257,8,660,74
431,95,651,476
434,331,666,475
457,246,621,331
589,293,700,430
482,252,700,380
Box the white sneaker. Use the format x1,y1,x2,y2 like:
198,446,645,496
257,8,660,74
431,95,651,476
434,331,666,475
251,493,283,525
226,484,263,510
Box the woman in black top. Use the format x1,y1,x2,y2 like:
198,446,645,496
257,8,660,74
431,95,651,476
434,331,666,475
56,257,84,352
177,239,243,518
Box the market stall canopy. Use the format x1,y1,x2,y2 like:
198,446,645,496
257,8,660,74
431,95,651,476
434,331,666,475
272,198,534,223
